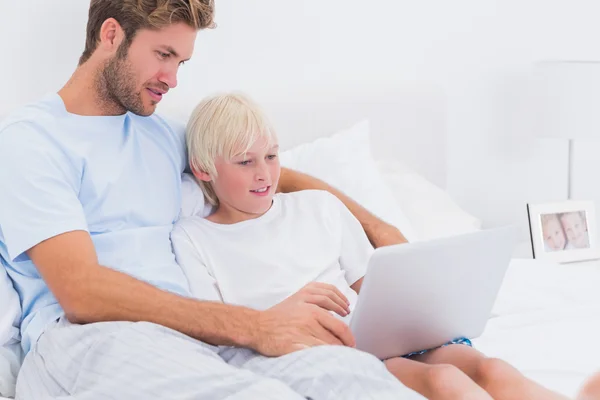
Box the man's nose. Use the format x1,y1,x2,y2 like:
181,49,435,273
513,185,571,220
159,65,178,89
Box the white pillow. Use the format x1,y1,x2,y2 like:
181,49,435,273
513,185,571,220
180,173,213,219
279,120,418,242
0,263,21,398
376,159,482,241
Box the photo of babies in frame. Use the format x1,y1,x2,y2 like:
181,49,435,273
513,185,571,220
527,201,599,263
540,211,590,252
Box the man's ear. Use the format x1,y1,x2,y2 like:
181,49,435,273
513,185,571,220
191,166,212,182
99,18,124,52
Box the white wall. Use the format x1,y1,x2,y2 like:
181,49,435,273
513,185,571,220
3,0,600,252
439,0,600,254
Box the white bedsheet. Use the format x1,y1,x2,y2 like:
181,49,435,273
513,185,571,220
0,258,597,399
474,258,600,397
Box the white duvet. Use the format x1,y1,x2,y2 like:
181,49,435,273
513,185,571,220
1,258,598,399
474,259,600,397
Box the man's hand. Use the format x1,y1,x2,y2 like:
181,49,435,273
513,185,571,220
249,286,356,357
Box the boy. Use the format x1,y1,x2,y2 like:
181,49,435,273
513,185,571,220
172,92,571,400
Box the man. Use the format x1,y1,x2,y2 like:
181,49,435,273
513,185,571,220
0,1,419,399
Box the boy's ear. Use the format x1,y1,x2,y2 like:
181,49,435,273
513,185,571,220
191,166,212,182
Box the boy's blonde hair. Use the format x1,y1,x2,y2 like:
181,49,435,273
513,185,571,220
186,92,278,206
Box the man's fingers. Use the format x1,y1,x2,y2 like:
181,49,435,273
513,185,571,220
290,343,311,352
308,294,348,317
290,336,328,352
315,309,356,348
310,321,344,346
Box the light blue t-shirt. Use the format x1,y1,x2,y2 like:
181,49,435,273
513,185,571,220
0,93,192,354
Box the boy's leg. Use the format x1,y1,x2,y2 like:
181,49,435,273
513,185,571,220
384,356,492,400
16,318,304,400
577,371,600,400
413,344,570,400
221,345,426,400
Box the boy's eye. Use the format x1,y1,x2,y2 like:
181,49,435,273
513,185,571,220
238,160,251,166
267,154,278,160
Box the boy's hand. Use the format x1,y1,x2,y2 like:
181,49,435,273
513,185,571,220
288,282,351,317
249,296,356,357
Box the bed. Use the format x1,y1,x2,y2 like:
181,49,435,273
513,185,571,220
1,259,597,399
225,89,600,397
1,89,599,398
477,259,600,397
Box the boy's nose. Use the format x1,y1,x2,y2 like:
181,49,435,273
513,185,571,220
255,166,270,182
256,173,268,182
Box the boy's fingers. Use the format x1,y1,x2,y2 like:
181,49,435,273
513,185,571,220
313,282,350,306
307,295,348,317
311,287,350,313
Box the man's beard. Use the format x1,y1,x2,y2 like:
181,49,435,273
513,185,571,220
98,55,149,116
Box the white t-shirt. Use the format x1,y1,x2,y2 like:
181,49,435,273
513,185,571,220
171,190,373,315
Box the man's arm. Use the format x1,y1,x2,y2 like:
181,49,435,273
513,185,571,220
28,230,354,356
28,231,259,345
1,122,353,356
278,167,408,247
350,278,364,294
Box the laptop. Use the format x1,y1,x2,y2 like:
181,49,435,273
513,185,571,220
349,226,518,360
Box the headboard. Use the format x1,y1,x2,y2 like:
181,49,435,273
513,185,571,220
162,84,448,189
255,86,447,188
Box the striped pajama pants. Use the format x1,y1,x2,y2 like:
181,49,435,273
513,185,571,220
16,318,424,399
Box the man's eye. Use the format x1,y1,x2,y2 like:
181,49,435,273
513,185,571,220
157,51,169,59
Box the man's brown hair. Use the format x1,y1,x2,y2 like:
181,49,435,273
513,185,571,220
79,0,215,65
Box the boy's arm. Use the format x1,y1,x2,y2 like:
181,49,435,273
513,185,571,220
278,167,407,248
171,224,223,302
